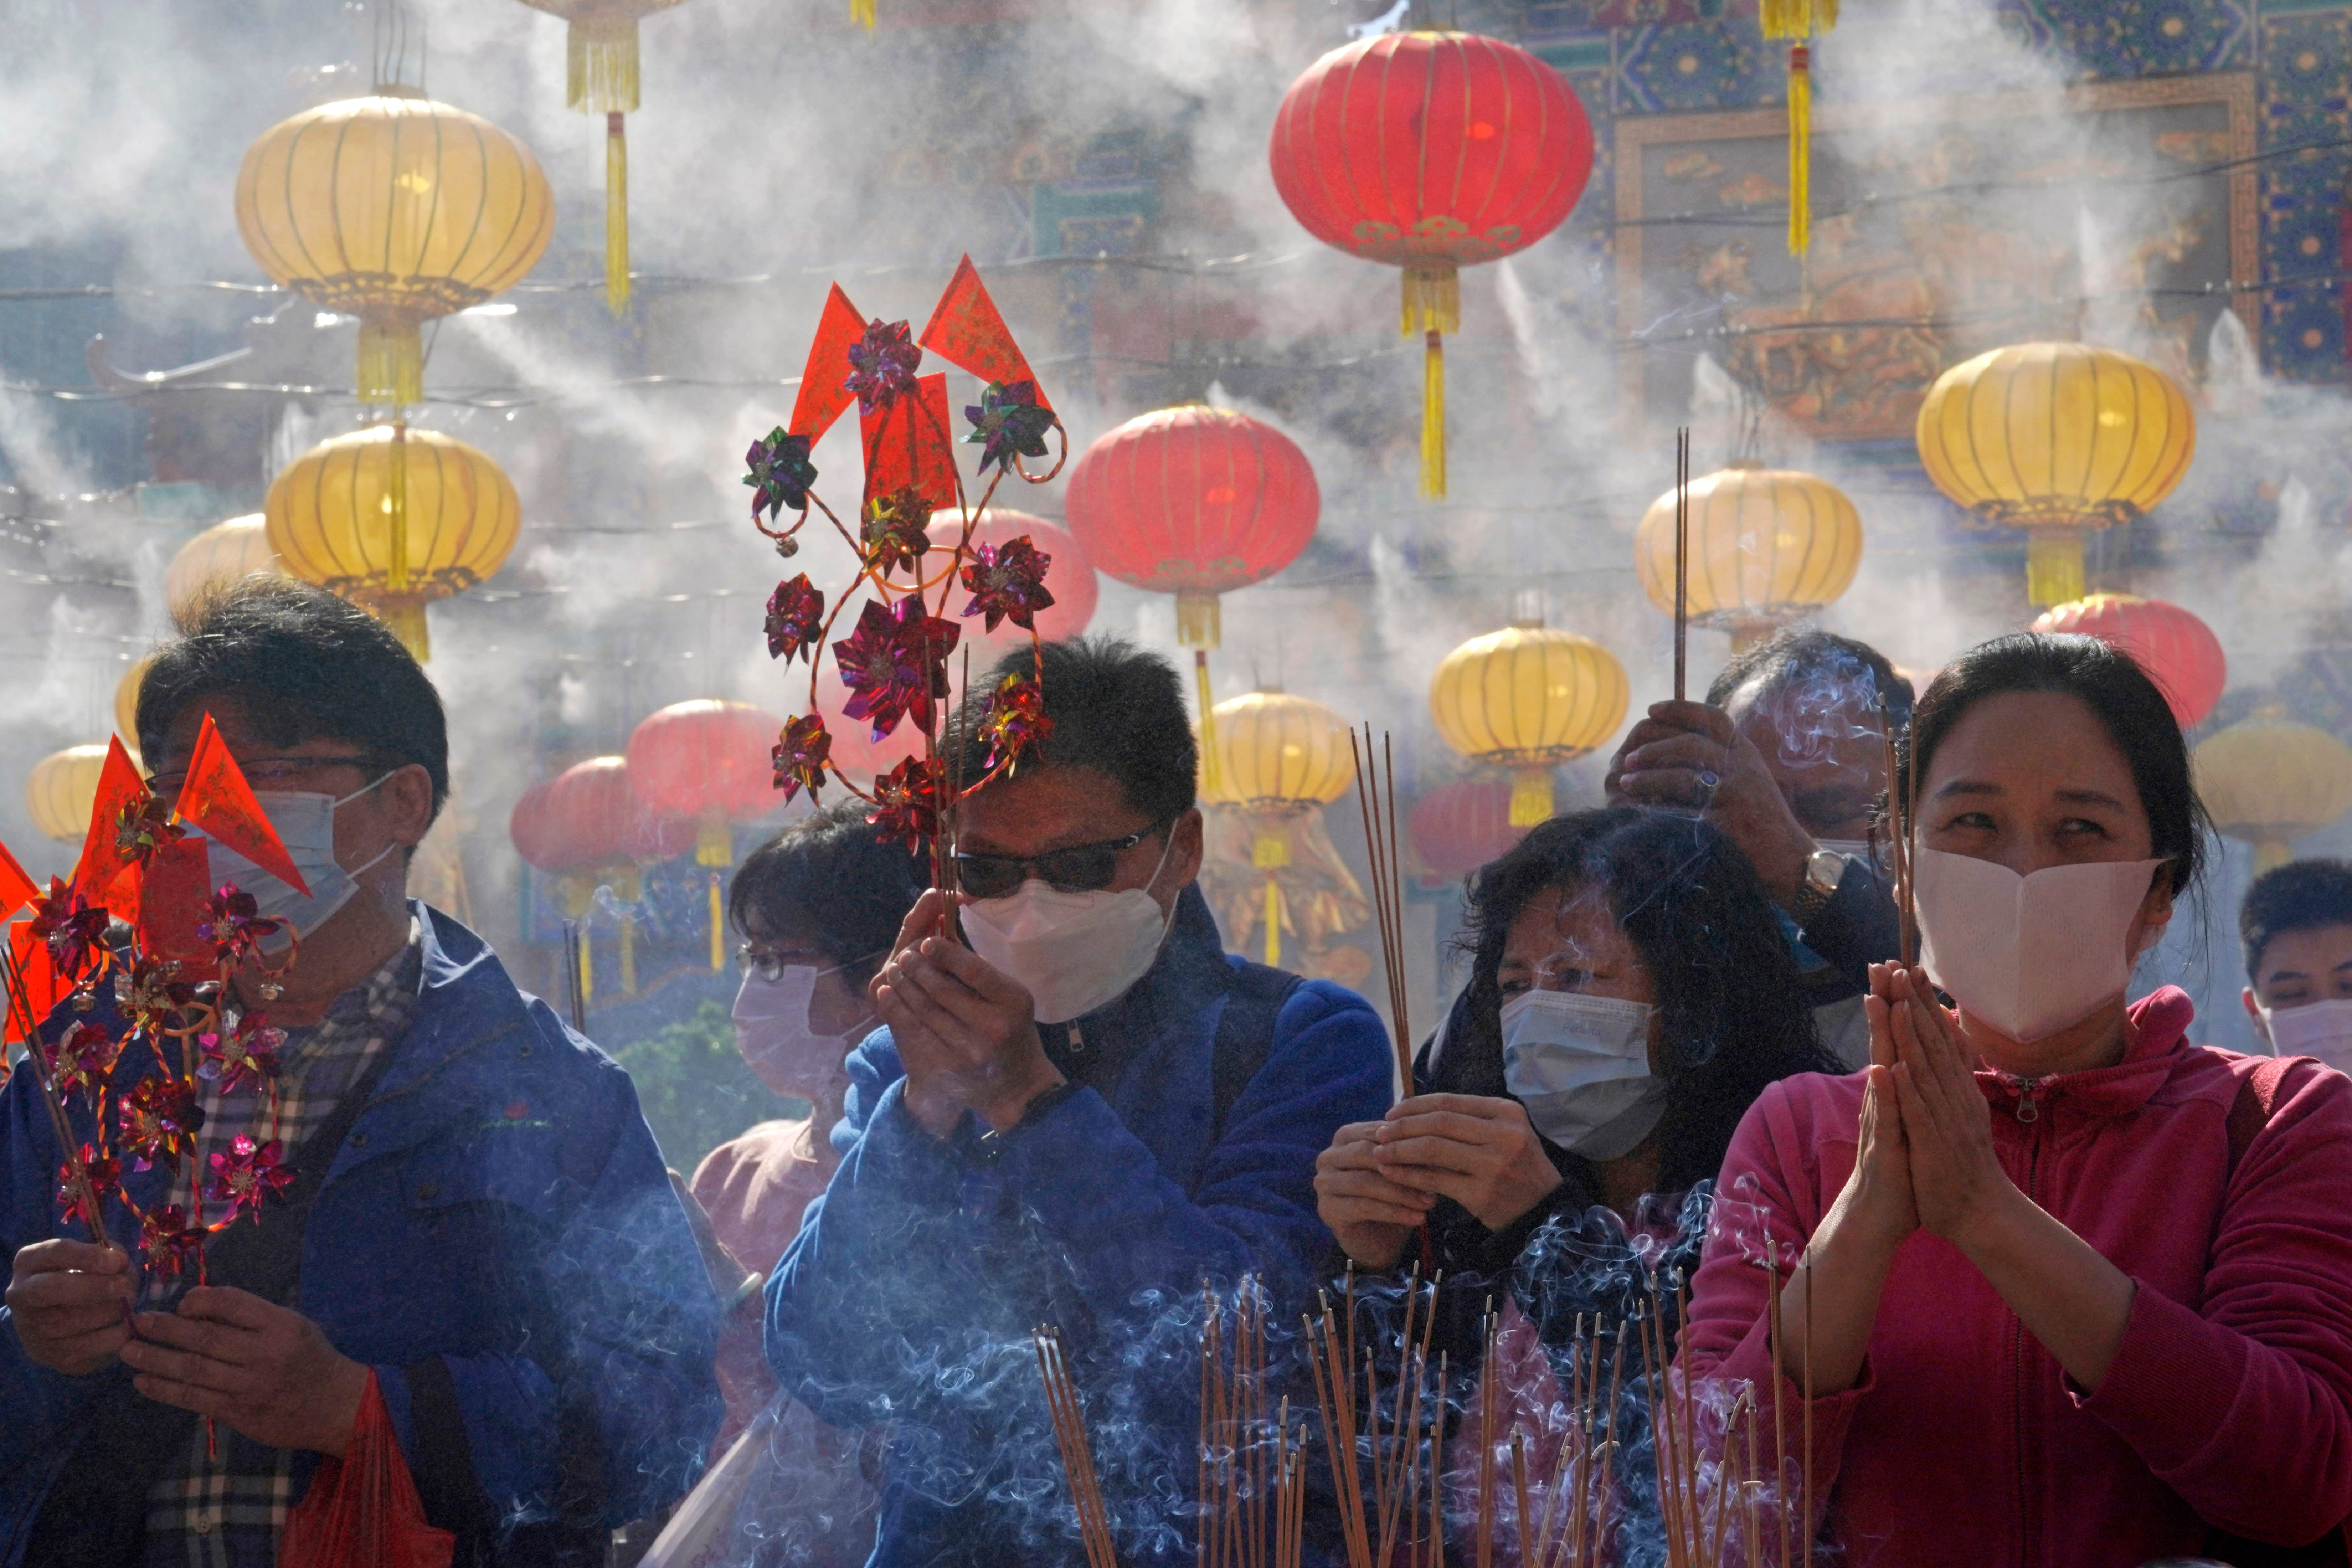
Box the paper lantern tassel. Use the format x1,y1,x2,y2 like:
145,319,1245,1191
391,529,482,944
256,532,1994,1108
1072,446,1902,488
356,322,423,407
606,113,630,317
1508,765,1554,828
1402,267,1458,500
1194,650,1222,798
1786,45,1811,256
2025,529,2088,610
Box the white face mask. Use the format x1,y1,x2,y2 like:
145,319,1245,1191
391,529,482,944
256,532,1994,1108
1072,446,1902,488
1914,846,2168,1043
197,779,399,941
1499,989,1667,1160
732,965,859,1102
960,834,1178,1025
2263,997,2352,1067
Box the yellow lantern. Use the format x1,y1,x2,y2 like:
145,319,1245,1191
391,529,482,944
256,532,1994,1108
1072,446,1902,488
265,425,523,662
164,514,285,622
113,656,154,753
515,1,690,314
1916,342,2195,609
25,745,109,843
2193,713,2352,873
1430,622,1628,828
1634,460,1862,652
1199,689,1359,967
235,90,553,408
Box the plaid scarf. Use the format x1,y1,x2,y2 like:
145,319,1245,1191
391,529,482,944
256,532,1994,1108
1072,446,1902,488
141,924,424,1568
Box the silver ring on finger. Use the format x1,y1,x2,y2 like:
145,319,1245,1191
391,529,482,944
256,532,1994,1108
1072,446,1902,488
1695,768,1721,808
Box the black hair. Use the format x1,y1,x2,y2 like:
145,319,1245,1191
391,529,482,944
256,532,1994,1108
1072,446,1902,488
2240,858,2352,981
1445,807,1838,1195
730,796,927,992
955,635,1198,825
1707,627,1915,730
1900,633,2206,899
136,576,449,818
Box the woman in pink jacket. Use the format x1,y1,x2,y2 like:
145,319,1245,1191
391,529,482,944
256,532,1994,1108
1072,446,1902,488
1681,632,2352,1565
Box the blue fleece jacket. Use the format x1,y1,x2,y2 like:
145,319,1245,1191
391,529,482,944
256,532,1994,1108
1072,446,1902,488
764,885,1390,1568
0,904,721,1566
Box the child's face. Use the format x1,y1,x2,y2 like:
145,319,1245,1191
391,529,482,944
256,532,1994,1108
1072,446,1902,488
2243,923,2352,1043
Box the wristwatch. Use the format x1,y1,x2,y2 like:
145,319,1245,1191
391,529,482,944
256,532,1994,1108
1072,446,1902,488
1790,847,1847,934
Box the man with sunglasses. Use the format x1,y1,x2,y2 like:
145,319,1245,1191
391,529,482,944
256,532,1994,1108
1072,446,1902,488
0,579,720,1566
765,636,1392,1566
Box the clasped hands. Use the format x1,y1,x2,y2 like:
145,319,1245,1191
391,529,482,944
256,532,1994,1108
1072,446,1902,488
7,1239,367,1455
871,888,1065,1138
1315,1094,1563,1269
1846,963,2018,1258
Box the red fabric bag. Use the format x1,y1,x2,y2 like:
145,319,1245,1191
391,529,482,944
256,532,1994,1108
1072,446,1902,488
279,1371,457,1568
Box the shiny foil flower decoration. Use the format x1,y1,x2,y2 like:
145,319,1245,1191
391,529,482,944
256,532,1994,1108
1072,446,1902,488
964,380,1054,476
867,756,943,853
744,427,818,525
200,1012,285,1096
844,319,922,415
976,671,1054,772
118,1073,204,1171
113,794,186,865
140,1204,206,1277
46,1021,123,1097
833,597,961,742
958,536,1056,633
860,488,934,579
199,884,283,967
208,1134,294,1225
772,713,833,803
59,1144,121,1215
115,955,198,1035
28,879,113,983
764,575,826,664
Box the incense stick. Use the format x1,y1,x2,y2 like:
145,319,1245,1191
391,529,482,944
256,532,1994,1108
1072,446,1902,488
1673,427,1692,703
1875,705,1916,971
1902,714,1920,969
1766,1244,1789,1568
1348,726,1416,1093
1037,1326,1119,1568
1800,1253,1815,1562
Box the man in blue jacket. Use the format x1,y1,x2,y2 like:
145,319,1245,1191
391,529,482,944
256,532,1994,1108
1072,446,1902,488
0,580,719,1566
765,636,1392,1567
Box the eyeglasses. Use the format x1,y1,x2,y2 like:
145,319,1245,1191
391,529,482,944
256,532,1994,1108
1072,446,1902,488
733,945,844,983
146,754,387,799
951,823,1167,902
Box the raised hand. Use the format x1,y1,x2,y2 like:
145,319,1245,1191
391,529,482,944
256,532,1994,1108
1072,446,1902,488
1370,1093,1564,1232
1605,700,1818,906
1883,964,2012,1247
1314,1122,1431,1270
6,1239,134,1376
871,888,1062,1136
120,1285,369,1455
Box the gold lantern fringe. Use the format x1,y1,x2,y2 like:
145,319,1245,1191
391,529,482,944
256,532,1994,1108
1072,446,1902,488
1252,826,1290,966
380,602,430,663
708,872,725,972
606,112,630,317
567,15,641,113
579,929,594,1006
1402,266,1459,499
1508,764,1554,828
695,812,732,868
357,321,423,407
1176,589,1221,648
2025,528,2087,610
851,0,877,28
1195,650,1223,798
386,421,410,593
1760,0,1835,257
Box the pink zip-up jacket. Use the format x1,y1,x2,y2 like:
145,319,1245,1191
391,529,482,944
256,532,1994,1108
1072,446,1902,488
1681,987,2352,1566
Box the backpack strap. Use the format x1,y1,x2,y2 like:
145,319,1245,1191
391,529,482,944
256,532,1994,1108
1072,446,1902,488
2225,1055,2301,1182
1209,960,1305,1142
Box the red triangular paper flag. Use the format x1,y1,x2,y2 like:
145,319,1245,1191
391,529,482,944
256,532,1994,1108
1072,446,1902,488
789,284,869,444
177,713,310,897
68,737,148,908
862,373,960,514
918,256,1049,410
139,836,217,976
4,921,66,1044
0,839,34,925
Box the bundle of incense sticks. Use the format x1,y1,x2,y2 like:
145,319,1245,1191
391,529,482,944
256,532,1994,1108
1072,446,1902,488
0,949,106,1234
1036,1326,1121,1568
1627,1271,1782,1568
561,919,588,1033
1348,726,1416,1093
1303,1264,1441,1568
1673,427,1692,704
1196,1276,1313,1568
1875,700,1920,966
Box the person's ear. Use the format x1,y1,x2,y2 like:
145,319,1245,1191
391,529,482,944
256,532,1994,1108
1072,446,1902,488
2129,868,2175,961
2243,986,2270,1044
378,763,437,849
1165,807,1206,893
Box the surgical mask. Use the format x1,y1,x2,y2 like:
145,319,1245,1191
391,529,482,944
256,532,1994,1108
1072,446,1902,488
732,965,859,1102
1914,847,2168,1043
198,780,398,942
1500,989,1667,1160
960,836,1178,1024
2263,997,2352,1066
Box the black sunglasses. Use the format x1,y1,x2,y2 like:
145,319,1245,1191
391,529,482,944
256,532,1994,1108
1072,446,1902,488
952,821,1170,901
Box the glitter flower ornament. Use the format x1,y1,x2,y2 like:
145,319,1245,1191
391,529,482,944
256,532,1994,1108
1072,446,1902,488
140,1205,206,1277
867,757,943,852
772,714,833,803
958,536,1056,633
47,1021,123,1096
114,795,187,864
60,1145,121,1213
844,320,922,415
833,597,961,741
764,575,826,664
116,955,199,1035
118,1074,204,1171
744,427,818,526
860,488,934,579
200,1012,285,1095
977,671,1054,772
964,380,1054,476
209,1134,294,1224
29,879,113,982
198,884,283,967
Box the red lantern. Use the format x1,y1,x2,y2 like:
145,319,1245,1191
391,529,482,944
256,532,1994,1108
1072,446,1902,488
1410,779,1528,878
626,699,785,865
925,507,1099,649
508,781,570,873
1270,30,1593,497
2030,593,2226,729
